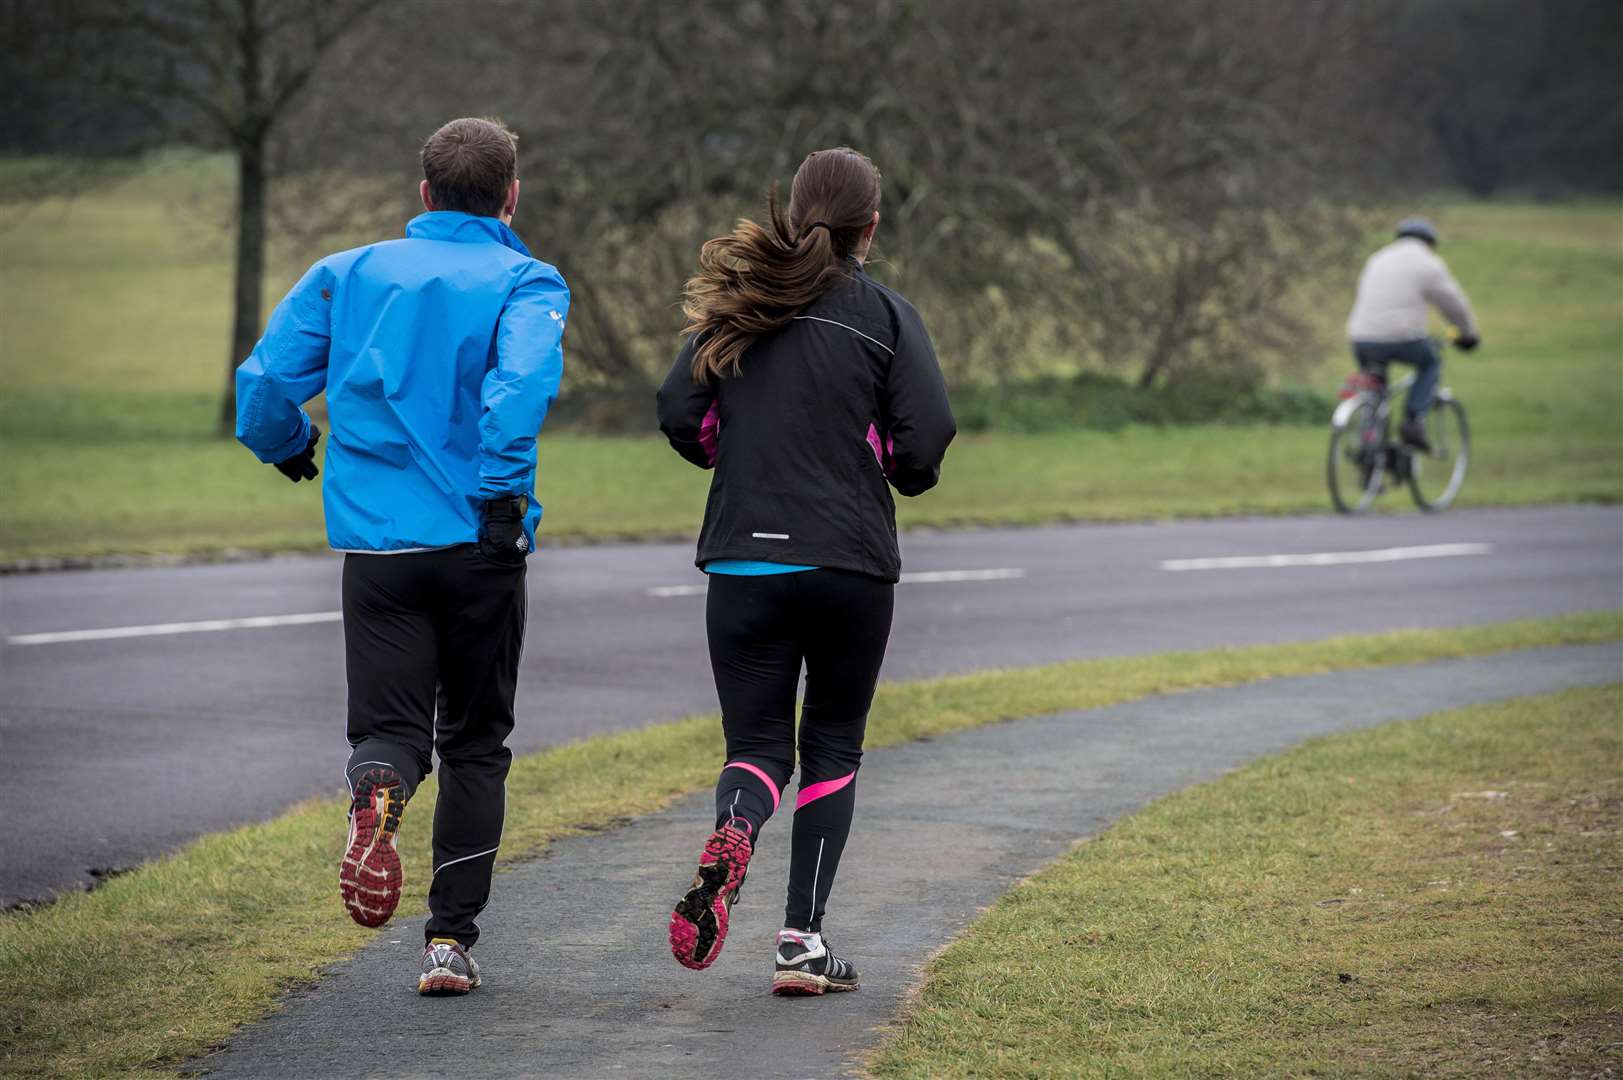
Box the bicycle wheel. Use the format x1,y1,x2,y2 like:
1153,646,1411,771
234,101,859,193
1327,399,1385,514
1408,398,1470,511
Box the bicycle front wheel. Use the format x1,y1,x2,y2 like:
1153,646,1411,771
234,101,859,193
1327,399,1385,514
1408,398,1470,511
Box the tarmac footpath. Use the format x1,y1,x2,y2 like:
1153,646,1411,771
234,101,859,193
193,642,1622,1080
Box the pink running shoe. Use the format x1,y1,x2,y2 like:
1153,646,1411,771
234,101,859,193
669,823,753,970
339,768,406,928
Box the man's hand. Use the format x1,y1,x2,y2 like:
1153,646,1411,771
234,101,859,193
1455,333,1480,352
274,424,321,483
479,496,530,565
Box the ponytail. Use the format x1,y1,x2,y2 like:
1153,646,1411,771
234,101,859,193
681,147,882,383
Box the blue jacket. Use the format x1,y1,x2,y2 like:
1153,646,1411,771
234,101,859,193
236,212,568,554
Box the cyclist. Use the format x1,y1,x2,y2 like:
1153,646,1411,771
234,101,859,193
1346,217,1479,451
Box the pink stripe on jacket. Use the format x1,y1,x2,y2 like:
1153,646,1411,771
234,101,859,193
698,401,720,466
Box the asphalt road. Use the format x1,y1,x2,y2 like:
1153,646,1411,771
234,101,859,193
195,643,1623,1079
2,505,1619,906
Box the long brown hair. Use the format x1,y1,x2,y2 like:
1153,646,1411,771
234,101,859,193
682,147,882,382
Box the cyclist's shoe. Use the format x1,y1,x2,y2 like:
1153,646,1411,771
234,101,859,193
339,767,407,928
670,822,753,970
771,929,860,996
419,937,481,995
1400,418,1432,453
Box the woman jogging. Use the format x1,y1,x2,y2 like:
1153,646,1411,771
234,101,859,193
656,147,955,996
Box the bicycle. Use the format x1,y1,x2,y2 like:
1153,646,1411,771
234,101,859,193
1326,339,1471,514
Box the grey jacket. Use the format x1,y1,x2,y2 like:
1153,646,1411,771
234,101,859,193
1346,237,1477,342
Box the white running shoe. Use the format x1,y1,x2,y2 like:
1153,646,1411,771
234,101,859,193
771,929,859,996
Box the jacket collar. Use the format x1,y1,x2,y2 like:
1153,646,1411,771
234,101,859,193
405,211,531,257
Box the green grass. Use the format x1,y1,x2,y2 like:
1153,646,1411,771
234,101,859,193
1,158,1619,562
869,682,1623,1079
0,611,1618,1080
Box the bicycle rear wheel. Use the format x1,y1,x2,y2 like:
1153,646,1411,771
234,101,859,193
1327,399,1385,514
1408,398,1470,511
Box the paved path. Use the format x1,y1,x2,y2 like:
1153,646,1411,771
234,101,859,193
193,643,1622,1080
3,506,1619,905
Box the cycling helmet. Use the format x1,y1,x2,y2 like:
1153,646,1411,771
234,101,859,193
1395,216,1438,246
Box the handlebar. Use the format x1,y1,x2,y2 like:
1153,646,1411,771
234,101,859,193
1437,329,1480,353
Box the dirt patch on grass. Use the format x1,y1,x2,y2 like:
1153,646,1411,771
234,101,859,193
1334,773,1622,1078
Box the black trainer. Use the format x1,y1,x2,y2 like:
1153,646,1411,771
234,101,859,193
771,929,859,996
1400,418,1432,453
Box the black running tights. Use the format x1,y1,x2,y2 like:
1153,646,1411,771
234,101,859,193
704,569,894,933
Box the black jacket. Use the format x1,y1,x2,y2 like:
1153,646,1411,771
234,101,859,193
656,264,955,582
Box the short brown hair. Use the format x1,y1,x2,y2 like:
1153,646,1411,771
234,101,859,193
420,118,519,218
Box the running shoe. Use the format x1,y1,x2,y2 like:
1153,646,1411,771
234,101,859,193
1400,418,1432,453
419,937,481,995
339,767,406,928
771,929,859,996
669,822,753,970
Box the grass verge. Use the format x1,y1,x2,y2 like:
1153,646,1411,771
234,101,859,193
870,682,1623,1079
2,160,1619,564
0,611,1618,1078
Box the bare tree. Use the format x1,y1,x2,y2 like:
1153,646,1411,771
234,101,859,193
58,0,386,434
453,0,1378,400
191,0,1394,409
10,0,1617,429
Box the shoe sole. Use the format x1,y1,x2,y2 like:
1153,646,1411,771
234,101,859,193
771,970,860,996
669,826,752,971
339,769,405,928
418,968,480,995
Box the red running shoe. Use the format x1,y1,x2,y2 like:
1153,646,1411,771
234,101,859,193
669,823,753,970
339,768,406,928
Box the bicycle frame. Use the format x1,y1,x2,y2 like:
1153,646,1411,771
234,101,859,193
1347,373,1457,442
1331,370,1416,430
1372,372,1415,433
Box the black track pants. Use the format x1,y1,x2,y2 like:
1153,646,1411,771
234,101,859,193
705,569,894,933
342,545,527,947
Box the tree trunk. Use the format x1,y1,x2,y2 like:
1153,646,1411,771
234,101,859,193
219,0,267,438
1136,301,1184,390
219,139,267,437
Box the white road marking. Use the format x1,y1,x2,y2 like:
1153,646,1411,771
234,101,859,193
645,567,1026,598
6,610,343,646
1159,542,1494,572
12,567,1035,639
645,584,713,598
902,568,1027,584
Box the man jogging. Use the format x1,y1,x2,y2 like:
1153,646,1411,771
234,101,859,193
235,117,567,995
1346,216,1480,451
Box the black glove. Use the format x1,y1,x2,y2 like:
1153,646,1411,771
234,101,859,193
273,424,321,483
479,496,530,564
1455,333,1480,352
